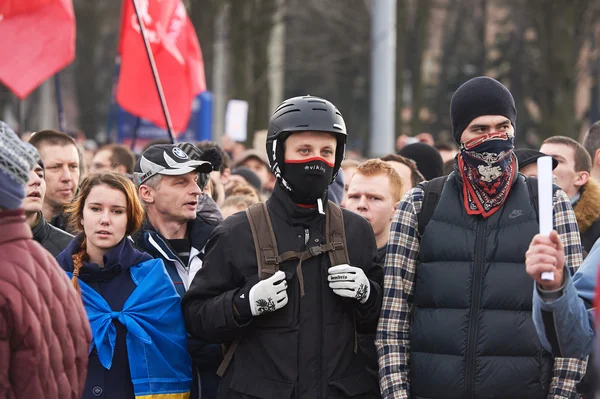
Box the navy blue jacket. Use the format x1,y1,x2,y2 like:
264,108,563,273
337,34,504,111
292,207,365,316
57,236,152,399
132,217,221,399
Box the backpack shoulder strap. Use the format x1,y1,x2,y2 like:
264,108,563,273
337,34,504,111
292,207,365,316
218,203,281,377
246,202,280,280
326,200,358,353
326,201,350,266
417,176,447,236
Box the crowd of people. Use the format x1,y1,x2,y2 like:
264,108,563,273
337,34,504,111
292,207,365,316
1,76,599,399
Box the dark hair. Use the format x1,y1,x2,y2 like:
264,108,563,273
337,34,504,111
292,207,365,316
99,144,136,174
542,136,591,173
65,172,145,291
29,129,77,150
197,141,231,173
380,153,425,188
442,159,454,175
583,120,600,163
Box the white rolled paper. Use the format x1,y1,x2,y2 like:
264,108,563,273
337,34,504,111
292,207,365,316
537,156,555,281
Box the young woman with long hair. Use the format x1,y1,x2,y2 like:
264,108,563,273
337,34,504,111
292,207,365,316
56,172,191,399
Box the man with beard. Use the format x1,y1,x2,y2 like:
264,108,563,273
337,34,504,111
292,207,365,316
376,77,585,399
182,96,383,398
28,130,80,232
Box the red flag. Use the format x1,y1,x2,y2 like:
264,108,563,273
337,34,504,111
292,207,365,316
0,0,75,99
117,0,206,134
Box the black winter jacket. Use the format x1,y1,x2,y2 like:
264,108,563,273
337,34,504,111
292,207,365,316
411,174,553,399
182,186,383,399
31,212,73,257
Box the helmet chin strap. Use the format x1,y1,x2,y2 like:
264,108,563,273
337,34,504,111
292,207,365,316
317,198,324,215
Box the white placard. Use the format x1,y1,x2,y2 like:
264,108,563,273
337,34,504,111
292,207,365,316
537,156,555,281
224,100,249,142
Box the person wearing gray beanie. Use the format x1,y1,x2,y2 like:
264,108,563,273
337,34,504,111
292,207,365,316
0,121,40,209
0,121,92,398
377,77,585,399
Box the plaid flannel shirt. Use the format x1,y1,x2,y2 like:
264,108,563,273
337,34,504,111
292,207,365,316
376,183,586,399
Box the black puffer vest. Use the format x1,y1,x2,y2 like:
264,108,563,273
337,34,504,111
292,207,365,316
410,174,553,399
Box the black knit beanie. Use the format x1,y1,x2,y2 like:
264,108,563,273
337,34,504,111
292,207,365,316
450,76,517,144
397,143,444,181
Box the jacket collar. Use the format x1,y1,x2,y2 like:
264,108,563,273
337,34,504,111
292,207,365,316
196,194,224,226
57,234,152,282
573,178,600,233
267,184,326,227
134,214,214,261
31,212,49,242
49,211,69,232
0,209,31,245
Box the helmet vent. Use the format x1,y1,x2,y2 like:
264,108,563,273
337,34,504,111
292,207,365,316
295,124,309,128
276,109,301,119
307,99,326,104
275,103,294,113
312,108,327,111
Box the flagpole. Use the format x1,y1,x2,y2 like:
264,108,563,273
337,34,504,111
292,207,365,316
131,0,176,144
106,58,120,143
54,73,67,132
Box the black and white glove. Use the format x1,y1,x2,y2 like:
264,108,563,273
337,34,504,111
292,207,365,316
249,270,288,316
327,264,370,304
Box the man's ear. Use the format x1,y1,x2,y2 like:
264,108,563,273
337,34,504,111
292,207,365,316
595,149,600,167
220,168,231,184
575,171,590,188
138,185,155,204
391,201,400,220
116,164,127,175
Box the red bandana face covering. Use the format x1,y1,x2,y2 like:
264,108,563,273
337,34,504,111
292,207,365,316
457,131,517,218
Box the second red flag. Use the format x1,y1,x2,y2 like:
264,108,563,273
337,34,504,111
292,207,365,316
117,0,206,134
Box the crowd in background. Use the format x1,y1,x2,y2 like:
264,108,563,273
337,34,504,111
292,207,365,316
3,79,600,399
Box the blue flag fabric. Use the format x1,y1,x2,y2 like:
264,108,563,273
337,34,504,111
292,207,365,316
70,258,192,398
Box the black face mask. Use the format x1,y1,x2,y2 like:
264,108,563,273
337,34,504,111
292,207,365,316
282,157,334,204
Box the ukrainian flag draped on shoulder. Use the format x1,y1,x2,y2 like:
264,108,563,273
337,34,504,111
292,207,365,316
69,258,192,399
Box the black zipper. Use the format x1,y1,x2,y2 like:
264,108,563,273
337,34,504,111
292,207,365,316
465,220,486,399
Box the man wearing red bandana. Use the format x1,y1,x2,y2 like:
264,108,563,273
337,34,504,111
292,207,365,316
377,77,586,399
